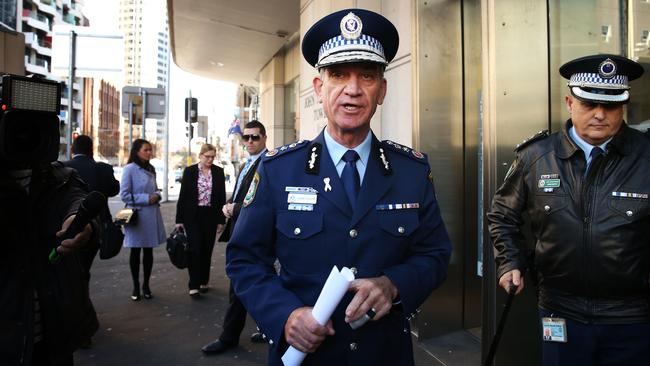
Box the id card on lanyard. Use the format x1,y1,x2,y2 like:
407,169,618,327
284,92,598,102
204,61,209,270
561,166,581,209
542,317,567,342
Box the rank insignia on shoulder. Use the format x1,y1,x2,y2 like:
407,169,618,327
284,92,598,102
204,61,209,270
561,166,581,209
515,130,549,152
243,172,260,207
382,140,427,164
264,140,310,160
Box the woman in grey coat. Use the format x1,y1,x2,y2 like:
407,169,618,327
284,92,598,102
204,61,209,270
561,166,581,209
120,139,167,301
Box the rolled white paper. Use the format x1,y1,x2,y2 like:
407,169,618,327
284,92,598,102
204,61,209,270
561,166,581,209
281,266,355,366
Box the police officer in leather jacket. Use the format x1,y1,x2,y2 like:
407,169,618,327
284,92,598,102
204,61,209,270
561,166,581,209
488,54,650,365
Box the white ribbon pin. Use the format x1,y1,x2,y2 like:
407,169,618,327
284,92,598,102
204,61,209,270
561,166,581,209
323,177,332,192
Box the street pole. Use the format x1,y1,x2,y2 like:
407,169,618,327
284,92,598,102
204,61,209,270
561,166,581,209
141,89,147,139
162,52,171,202
129,99,134,150
65,30,76,160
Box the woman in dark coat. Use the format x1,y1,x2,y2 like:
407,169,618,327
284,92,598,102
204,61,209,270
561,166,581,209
175,144,226,297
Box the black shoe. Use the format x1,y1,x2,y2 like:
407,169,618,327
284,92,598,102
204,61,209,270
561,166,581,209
131,288,141,301
199,285,209,293
250,332,266,343
142,285,153,299
201,340,236,355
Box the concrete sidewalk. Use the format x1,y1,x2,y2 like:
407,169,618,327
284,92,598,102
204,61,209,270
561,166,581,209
74,198,441,366
75,199,266,365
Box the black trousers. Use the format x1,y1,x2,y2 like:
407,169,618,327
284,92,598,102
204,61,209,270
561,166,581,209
218,282,247,345
186,206,218,290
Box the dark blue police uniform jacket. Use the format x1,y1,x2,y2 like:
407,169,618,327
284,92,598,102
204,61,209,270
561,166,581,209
226,130,452,366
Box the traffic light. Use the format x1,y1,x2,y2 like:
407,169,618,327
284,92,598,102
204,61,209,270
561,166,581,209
185,97,198,123
185,124,194,138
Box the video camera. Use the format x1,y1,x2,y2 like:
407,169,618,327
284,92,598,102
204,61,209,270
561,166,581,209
0,74,62,165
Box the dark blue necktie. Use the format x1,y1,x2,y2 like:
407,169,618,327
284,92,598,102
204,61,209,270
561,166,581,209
585,146,604,175
341,150,360,208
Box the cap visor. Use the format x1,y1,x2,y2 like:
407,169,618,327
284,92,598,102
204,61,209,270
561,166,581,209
571,87,629,104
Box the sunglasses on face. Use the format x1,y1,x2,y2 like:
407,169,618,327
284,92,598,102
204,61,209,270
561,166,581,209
242,134,262,142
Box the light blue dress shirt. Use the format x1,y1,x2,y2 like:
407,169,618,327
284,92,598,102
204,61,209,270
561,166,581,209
569,126,611,165
324,129,371,183
234,149,266,197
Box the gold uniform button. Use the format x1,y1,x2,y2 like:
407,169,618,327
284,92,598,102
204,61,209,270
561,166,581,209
349,229,358,238
349,343,358,351
294,227,301,235
398,226,405,234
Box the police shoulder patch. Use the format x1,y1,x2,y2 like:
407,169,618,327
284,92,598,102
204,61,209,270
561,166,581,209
382,140,428,164
243,172,260,207
515,130,549,152
263,139,310,161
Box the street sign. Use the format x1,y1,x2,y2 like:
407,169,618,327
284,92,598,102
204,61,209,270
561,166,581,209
121,86,167,119
51,25,123,78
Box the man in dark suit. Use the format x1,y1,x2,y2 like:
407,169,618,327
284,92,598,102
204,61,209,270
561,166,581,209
63,135,120,275
201,120,269,355
63,134,119,348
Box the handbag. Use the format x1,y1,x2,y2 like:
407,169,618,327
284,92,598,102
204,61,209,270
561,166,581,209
114,207,138,226
115,192,138,226
166,227,189,269
99,212,124,259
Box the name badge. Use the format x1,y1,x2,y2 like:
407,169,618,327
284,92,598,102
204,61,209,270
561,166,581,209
538,179,561,189
541,317,567,342
287,192,317,205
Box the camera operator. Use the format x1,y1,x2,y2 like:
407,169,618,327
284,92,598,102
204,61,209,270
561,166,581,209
0,75,99,366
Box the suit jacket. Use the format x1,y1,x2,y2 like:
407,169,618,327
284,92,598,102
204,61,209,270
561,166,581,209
219,156,262,242
63,155,120,200
175,164,226,226
225,131,452,366
63,155,120,253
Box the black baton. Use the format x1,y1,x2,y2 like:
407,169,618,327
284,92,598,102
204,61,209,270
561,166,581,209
484,282,517,366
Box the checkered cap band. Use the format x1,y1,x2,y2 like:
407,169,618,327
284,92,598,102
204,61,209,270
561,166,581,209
317,34,386,66
568,73,629,90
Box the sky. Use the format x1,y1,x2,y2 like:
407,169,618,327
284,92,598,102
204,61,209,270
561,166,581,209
81,0,238,152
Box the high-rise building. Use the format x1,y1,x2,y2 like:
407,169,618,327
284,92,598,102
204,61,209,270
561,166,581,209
118,0,169,155
17,0,87,158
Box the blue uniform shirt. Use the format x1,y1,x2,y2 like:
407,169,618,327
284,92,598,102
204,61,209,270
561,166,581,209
226,130,452,366
324,128,371,182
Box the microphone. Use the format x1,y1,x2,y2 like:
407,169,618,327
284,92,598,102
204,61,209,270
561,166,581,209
49,191,107,263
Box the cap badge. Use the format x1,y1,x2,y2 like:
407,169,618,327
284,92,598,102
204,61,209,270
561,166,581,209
340,12,362,40
598,58,617,79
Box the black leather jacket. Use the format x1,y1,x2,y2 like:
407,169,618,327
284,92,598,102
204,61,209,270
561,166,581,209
488,121,650,324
